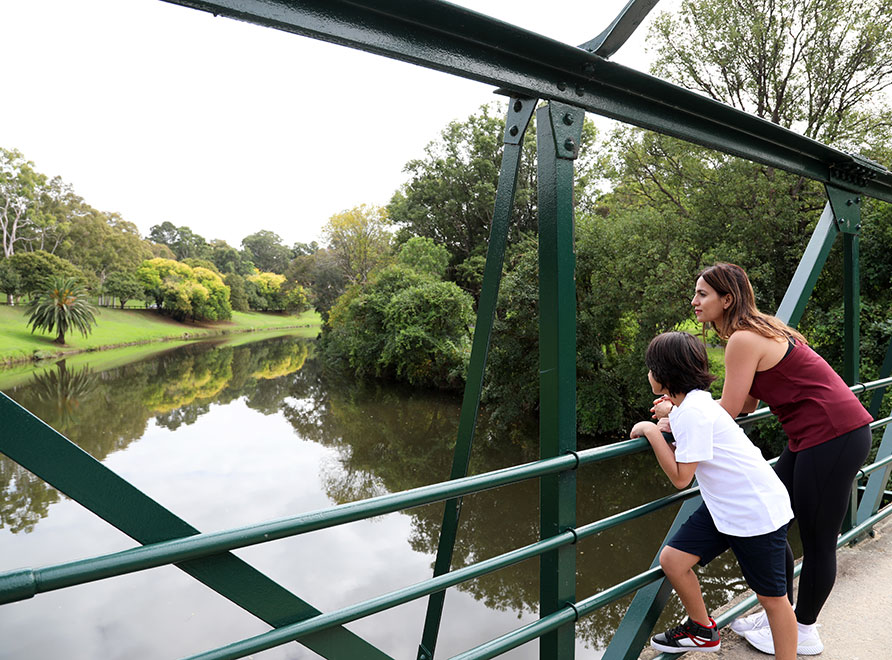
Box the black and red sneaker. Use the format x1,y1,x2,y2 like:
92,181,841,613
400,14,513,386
650,617,720,653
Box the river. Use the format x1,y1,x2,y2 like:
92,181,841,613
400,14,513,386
0,334,762,659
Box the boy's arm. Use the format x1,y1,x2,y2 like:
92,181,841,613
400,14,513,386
631,421,698,489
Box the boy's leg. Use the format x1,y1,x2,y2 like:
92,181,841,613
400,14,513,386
756,594,797,660
660,546,710,625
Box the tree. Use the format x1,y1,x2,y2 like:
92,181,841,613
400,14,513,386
0,148,46,257
322,204,392,285
209,239,253,275
224,273,250,312
323,263,473,388
148,221,211,261
7,250,85,297
396,236,450,279
26,277,98,345
244,271,306,312
241,230,291,274
292,249,348,322
388,102,601,266
104,271,144,309
136,258,232,321
650,0,892,147
0,259,22,305
57,210,153,294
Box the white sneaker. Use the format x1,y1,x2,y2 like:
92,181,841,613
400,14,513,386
730,609,768,635
744,623,825,655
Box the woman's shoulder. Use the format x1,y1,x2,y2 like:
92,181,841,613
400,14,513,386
726,328,780,349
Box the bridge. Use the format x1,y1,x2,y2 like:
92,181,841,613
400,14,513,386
2,1,892,659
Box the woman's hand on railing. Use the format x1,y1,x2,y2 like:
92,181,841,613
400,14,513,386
651,396,672,420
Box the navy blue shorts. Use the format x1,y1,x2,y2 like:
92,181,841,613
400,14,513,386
667,502,789,597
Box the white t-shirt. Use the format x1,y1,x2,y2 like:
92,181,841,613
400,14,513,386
669,389,793,537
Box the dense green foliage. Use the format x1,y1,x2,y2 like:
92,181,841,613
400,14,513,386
323,243,474,388
7,251,85,297
136,258,233,321
26,277,98,345
103,271,144,309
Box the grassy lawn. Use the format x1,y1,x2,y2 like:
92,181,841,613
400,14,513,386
0,305,320,365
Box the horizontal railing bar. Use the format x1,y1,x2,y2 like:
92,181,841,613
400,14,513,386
181,486,702,660
0,440,653,605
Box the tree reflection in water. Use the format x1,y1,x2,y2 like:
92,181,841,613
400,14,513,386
0,335,776,652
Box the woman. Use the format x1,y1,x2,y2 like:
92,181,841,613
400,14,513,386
654,262,872,655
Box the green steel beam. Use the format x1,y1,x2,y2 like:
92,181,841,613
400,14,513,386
825,186,864,387
842,231,861,387
775,201,839,327
537,100,583,659
579,0,661,57
159,0,892,204
417,96,536,660
0,394,392,660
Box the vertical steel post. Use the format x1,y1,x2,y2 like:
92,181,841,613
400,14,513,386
417,98,536,660
842,231,861,387
826,185,862,532
826,186,863,385
536,100,582,660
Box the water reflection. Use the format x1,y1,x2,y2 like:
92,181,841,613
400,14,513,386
0,336,763,657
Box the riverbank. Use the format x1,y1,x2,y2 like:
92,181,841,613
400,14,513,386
0,305,321,366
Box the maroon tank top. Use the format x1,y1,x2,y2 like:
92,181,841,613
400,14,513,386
749,339,872,451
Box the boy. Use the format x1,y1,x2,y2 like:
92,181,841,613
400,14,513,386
630,332,796,658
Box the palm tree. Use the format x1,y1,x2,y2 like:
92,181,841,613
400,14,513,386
26,277,98,345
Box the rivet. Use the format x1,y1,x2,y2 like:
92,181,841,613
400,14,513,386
562,113,574,126
557,81,568,91
856,196,862,204
582,62,596,75
846,199,853,206
564,138,576,151
509,125,519,137
513,99,523,112
575,85,584,96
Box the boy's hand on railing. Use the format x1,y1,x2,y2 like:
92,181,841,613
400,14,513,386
630,421,658,439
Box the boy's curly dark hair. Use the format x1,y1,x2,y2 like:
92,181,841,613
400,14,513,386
645,331,716,397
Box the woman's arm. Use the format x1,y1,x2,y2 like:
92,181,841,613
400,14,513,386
631,421,697,489
718,331,764,418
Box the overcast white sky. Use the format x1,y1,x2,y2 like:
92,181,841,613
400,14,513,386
0,0,674,249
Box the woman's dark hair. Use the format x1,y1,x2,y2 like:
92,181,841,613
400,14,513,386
645,332,716,396
697,262,806,344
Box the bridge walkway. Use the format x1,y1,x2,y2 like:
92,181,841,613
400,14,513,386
639,516,892,660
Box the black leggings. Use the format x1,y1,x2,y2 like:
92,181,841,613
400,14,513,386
773,425,872,624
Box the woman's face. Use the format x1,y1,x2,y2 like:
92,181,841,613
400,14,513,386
691,276,729,325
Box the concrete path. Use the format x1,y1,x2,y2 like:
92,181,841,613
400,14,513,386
638,517,892,660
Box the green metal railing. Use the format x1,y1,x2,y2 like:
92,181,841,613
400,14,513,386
3,1,892,659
